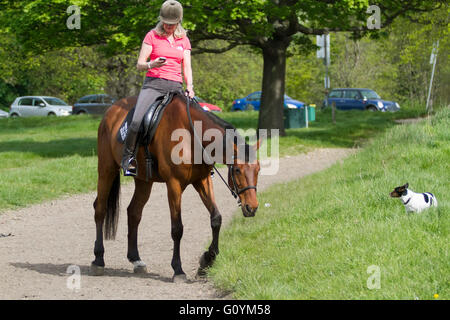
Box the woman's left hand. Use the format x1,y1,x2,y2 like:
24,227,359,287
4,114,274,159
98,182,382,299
187,85,195,98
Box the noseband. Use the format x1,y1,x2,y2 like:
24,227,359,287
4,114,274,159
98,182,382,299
228,165,257,202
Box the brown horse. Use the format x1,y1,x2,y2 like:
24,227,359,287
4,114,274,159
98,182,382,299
90,92,261,282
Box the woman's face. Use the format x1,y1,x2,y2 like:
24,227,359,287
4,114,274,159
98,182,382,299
163,22,178,35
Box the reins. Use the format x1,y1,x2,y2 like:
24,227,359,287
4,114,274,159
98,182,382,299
184,92,256,205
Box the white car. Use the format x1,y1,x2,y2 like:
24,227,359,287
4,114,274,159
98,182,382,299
9,96,72,117
0,109,8,118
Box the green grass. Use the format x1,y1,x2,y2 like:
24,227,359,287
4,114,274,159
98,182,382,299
0,115,101,210
0,104,430,211
220,104,426,157
208,107,449,299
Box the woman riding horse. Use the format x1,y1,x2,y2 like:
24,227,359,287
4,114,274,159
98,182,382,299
122,0,194,176
91,92,261,281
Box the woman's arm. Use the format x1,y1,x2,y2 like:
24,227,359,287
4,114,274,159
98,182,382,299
183,49,194,98
136,43,153,71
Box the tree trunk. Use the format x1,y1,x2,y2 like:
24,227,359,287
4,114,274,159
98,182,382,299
258,39,289,137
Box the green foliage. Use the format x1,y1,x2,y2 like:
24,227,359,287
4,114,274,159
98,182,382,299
193,45,262,111
329,10,449,106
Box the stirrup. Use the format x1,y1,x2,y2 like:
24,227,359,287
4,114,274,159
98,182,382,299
122,157,137,177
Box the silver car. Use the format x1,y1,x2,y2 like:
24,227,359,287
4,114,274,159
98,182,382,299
9,96,72,117
0,109,8,118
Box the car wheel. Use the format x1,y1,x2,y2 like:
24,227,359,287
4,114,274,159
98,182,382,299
245,104,254,111
10,113,19,118
48,112,56,116
366,105,377,112
77,110,86,115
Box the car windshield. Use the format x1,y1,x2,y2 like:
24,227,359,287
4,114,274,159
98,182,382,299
360,90,380,99
43,97,68,106
284,95,292,100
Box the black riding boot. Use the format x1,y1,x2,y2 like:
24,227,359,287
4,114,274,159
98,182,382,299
121,127,139,176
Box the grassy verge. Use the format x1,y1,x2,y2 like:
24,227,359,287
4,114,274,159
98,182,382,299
0,104,428,212
0,115,100,210
208,107,449,299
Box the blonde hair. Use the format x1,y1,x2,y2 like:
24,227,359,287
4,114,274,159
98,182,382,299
154,21,187,39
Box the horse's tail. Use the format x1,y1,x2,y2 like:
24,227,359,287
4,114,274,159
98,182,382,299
104,172,121,240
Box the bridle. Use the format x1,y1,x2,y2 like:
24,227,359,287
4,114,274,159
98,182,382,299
228,164,257,201
185,92,257,205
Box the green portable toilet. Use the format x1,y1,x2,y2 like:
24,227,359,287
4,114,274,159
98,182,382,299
308,104,316,122
284,107,307,129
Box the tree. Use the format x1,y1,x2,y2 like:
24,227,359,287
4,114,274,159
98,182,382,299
2,0,444,134
184,0,445,135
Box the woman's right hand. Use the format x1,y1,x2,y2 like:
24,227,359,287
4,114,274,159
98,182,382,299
149,57,167,69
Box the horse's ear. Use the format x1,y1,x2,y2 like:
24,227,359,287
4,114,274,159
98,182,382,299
253,138,262,151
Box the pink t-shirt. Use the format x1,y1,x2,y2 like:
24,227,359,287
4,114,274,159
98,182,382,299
143,30,191,83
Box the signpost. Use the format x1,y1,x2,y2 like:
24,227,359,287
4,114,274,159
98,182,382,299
317,34,330,107
426,41,439,113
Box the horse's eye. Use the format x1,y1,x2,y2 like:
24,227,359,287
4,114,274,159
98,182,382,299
234,167,241,174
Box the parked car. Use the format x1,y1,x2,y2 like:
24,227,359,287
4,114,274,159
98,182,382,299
0,109,8,118
194,96,222,112
323,88,400,112
9,96,72,117
73,94,116,115
231,91,306,111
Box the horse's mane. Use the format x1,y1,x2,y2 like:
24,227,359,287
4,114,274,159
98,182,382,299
202,108,236,132
172,92,255,162
192,98,255,163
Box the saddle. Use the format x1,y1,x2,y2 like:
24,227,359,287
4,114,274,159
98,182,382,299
117,91,176,181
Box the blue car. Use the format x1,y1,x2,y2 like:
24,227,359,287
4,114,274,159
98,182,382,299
323,88,400,112
231,91,306,111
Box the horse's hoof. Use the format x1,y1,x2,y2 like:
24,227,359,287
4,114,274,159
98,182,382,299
133,265,148,274
199,251,214,270
172,274,188,283
132,261,147,274
196,267,207,279
89,263,105,276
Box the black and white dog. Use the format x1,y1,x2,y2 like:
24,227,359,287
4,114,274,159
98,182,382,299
390,183,437,213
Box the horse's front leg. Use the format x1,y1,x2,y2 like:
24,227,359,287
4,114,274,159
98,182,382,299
166,179,187,283
127,178,153,273
193,176,222,276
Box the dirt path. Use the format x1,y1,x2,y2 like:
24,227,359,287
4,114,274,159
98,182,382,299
0,148,354,300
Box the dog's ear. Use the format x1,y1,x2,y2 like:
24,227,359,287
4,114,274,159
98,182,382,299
404,183,409,189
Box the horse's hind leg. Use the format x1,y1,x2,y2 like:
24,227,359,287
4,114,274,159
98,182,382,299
193,176,222,276
91,122,121,276
166,179,188,283
127,178,152,273
91,167,120,276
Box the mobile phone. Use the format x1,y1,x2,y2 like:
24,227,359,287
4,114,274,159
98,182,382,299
159,57,167,62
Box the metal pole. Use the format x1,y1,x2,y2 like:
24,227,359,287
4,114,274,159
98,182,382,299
426,41,439,113
323,34,329,95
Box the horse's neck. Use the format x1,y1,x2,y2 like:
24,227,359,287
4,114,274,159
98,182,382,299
190,109,232,165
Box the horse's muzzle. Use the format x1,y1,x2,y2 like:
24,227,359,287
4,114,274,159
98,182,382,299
242,204,258,217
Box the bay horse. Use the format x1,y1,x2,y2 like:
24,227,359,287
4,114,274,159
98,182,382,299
90,92,261,282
